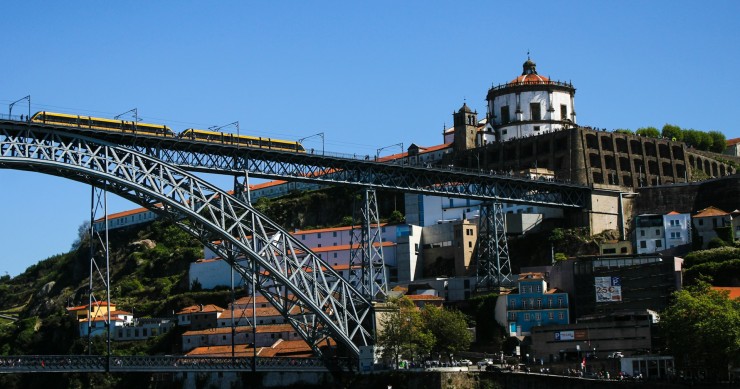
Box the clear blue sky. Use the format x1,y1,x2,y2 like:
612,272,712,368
1,1,739,277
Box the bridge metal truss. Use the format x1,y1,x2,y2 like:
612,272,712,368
14,121,589,208
349,188,387,300
476,202,514,290
0,355,351,373
0,123,373,358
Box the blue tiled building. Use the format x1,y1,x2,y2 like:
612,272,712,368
501,272,570,336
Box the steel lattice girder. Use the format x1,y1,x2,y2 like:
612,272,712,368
0,123,373,357
349,188,387,300
15,120,589,208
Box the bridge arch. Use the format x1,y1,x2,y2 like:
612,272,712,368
0,124,373,357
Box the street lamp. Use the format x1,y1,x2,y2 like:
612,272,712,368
298,132,324,155
376,142,404,159
8,95,30,120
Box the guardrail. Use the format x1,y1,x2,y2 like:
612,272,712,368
0,355,353,373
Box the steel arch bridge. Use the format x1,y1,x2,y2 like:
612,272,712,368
0,122,373,359
8,119,590,207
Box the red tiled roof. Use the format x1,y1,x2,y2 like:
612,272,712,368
518,272,545,280
694,206,729,218
66,301,115,312
713,287,740,300
176,304,225,315
726,137,740,146
405,294,443,301
186,345,261,357
183,323,294,337
509,73,551,84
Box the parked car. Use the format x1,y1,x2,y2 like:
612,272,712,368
477,358,494,367
458,359,473,366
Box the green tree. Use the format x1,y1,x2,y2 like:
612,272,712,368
635,126,660,138
697,131,714,151
421,305,473,361
660,281,740,381
661,124,683,141
683,129,702,149
708,130,727,153
388,210,405,224
376,297,433,367
469,293,505,346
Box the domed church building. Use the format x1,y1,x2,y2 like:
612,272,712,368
486,57,576,142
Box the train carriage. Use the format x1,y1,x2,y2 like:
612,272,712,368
30,111,174,137
179,128,305,152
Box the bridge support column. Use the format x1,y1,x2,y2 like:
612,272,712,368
476,202,513,290
349,188,387,301
88,184,112,366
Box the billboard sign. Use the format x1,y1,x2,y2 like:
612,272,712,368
554,330,575,341
595,276,622,302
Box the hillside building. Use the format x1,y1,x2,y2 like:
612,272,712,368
692,206,738,247
634,211,691,254
494,272,570,337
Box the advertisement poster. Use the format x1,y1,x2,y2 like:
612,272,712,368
595,276,622,302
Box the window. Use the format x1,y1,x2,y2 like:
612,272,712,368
640,230,645,237
560,104,568,120
670,232,681,239
534,313,541,321
536,298,542,308
670,219,680,227
317,233,322,238
655,229,661,236
698,219,704,226
508,312,516,320
640,241,647,248
558,312,564,320
501,106,510,124
332,231,337,237
655,240,662,248
530,103,541,120
557,297,563,307
534,125,540,132
502,129,508,135
333,253,337,258
713,218,718,228
524,313,530,321
509,299,516,309
522,300,527,309
468,241,473,248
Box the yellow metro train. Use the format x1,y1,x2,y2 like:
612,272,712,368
179,128,305,152
29,111,304,152
31,111,174,136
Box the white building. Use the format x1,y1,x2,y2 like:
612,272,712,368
486,57,576,142
191,223,423,289
635,211,691,254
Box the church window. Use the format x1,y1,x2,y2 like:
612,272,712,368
530,103,541,120
501,106,510,124
534,126,540,131
561,104,568,120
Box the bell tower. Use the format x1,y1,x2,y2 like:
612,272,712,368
453,102,478,152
